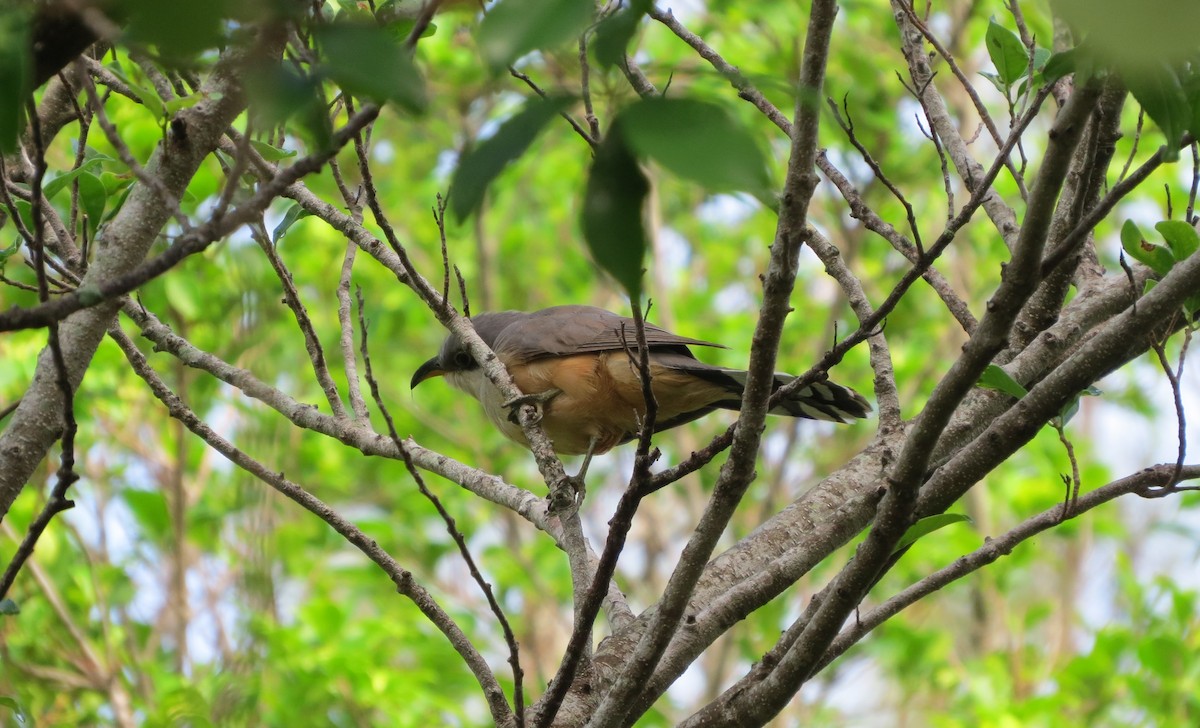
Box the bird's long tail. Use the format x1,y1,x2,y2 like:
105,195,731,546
762,372,871,423
677,363,871,424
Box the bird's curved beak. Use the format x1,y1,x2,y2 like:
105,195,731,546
411,356,445,389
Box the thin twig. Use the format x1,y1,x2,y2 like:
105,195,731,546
815,151,977,333
509,67,596,148
0,101,80,600
250,221,347,418
0,104,383,332
357,288,524,727
584,3,843,725
810,463,1200,674
895,0,1028,201
827,95,924,253
337,241,370,420
108,324,515,726
805,226,901,426
648,6,791,134
1053,423,1082,520
579,35,601,141
1150,326,1192,488
533,302,659,727
1187,142,1199,223
1117,109,1145,184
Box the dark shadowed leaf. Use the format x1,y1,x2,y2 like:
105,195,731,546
123,0,228,64
1121,219,1175,275
1125,61,1190,159
0,10,31,154
450,95,574,222
985,20,1029,86
592,0,650,68
894,514,972,554
582,124,648,300
1055,0,1200,71
246,64,332,150
618,97,772,199
77,172,108,238
476,0,594,75
316,22,427,113
1042,48,1078,84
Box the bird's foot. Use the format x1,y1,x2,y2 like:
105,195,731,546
503,388,563,425
566,436,602,506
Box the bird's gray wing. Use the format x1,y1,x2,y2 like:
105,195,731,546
488,305,724,363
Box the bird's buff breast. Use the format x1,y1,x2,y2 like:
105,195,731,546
444,356,640,456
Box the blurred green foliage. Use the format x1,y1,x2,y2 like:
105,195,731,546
0,0,1197,725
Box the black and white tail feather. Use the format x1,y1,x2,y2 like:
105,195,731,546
630,354,871,444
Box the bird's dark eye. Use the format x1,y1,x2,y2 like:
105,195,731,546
452,350,474,369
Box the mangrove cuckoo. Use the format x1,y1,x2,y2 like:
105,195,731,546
410,305,871,456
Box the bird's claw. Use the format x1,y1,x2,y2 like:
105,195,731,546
503,388,563,425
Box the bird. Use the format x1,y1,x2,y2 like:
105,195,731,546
410,305,870,457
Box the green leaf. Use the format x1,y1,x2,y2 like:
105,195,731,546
316,22,427,113
250,139,298,162
123,0,228,64
985,20,1029,86
978,70,1007,96
165,274,201,319
104,66,165,120
0,239,19,262
1154,220,1199,260
1126,61,1190,159
246,64,332,150
977,364,1028,399
1137,635,1181,678
1031,46,1051,72
123,489,171,542
273,202,312,243
42,159,105,201
618,97,772,199
163,92,204,117
12,199,32,231
894,514,972,554
77,171,107,238
1121,219,1175,275
450,95,573,222
1055,385,1101,427
0,10,31,154
0,598,19,615
582,123,648,300
476,0,595,75
386,18,438,42
1042,49,1078,84
592,0,650,68
100,171,133,196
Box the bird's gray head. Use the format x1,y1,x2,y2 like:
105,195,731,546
410,312,525,390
